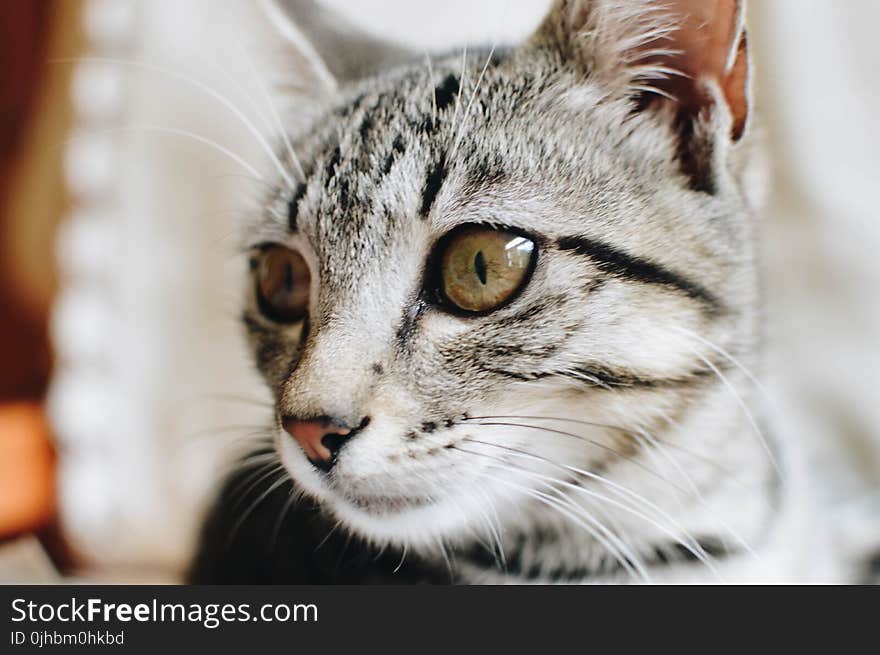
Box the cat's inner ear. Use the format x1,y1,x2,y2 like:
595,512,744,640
262,0,414,85
537,0,750,142
636,0,749,142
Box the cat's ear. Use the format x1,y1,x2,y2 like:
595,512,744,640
261,0,414,87
534,0,750,191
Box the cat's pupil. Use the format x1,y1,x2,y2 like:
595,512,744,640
283,262,294,291
474,250,488,285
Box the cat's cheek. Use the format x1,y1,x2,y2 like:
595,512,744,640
249,324,308,395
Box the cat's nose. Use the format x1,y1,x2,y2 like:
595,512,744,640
280,415,369,472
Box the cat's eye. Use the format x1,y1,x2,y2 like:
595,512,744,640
437,226,536,314
255,246,310,323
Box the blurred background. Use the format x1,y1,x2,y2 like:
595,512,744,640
0,0,877,583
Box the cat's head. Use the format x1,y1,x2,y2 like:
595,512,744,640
243,0,763,551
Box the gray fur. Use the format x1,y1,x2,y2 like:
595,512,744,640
232,0,825,583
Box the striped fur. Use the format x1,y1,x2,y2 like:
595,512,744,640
195,0,836,583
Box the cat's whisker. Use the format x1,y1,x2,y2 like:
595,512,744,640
643,413,743,479
369,541,389,564
210,172,279,190
517,487,647,582
230,462,286,513
423,50,438,124
187,437,275,470
409,468,494,565
474,485,508,570
64,125,265,181
446,47,468,150
471,463,649,582
229,34,307,181
405,445,509,573
182,424,273,444
451,437,722,576
653,408,773,513
236,452,279,469
177,42,278,146
392,544,408,574
228,469,291,546
203,214,267,250
624,427,718,544
452,485,503,568
468,413,761,497
682,343,782,476
465,419,689,495
335,530,356,573
474,461,644,581
314,519,343,554
469,414,754,554
449,44,497,162
631,428,734,556
269,488,299,553
459,482,507,572
185,422,272,434
461,418,733,560
417,434,646,580
170,391,273,421
55,56,295,187
632,426,701,499
583,492,638,563
435,534,455,580
631,427,757,558
672,326,783,425
467,413,618,431
481,447,720,576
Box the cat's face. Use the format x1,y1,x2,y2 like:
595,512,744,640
243,0,760,550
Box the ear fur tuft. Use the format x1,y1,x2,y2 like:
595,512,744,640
536,0,750,142
534,0,752,191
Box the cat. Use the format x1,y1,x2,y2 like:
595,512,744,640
189,0,838,584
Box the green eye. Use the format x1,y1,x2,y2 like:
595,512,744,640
437,226,536,313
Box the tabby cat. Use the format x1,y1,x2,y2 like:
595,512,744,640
190,0,834,583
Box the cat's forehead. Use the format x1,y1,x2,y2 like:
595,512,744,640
258,49,705,271
260,55,512,258
303,52,518,226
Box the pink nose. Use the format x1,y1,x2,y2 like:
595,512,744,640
281,416,363,471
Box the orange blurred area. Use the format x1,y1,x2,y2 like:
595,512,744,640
0,404,55,539
0,1,79,547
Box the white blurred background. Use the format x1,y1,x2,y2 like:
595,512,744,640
9,0,877,579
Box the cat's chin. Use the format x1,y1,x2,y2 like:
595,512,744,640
322,491,482,550
337,491,434,514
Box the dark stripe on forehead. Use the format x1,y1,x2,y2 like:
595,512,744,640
434,73,460,113
288,182,307,231
323,144,342,183
556,236,721,312
461,159,506,198
318,139,358,215
358,112,374,141
355,93,387,144
382,135,406,176
419,74,460,138
420,155,448,218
